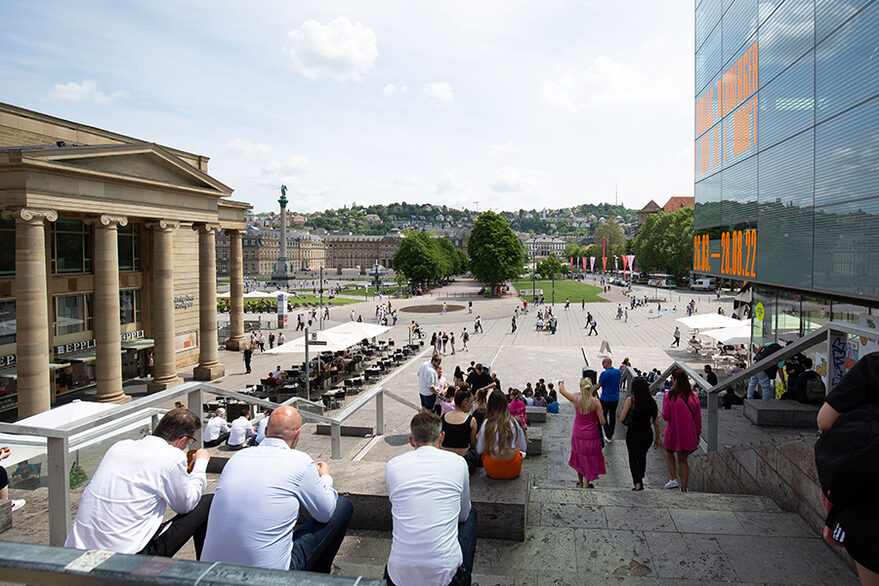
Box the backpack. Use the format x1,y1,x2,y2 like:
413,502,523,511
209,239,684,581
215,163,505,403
814,402,879,509
800,371,826,405
756,342,782,378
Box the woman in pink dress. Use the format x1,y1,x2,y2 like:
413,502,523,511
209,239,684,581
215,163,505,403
559,378,606,488
662,369,702,492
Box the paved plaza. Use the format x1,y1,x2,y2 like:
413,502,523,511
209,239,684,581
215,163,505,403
1,278,857,584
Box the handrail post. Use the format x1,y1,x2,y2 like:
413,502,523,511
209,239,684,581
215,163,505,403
375,390,384,435
331,423,341,459
47,436,70,546
706,391,718,452
150,413,159,434
188,386,204,448
826,328,846,391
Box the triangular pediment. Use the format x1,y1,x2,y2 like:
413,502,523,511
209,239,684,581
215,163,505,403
23,143,232,195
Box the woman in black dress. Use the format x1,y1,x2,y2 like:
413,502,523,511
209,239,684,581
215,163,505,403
618,376,660,490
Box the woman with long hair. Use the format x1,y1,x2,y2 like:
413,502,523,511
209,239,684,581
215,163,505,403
662,369,702,492
618,376,660,490
441,388,479,473
558,378,606,488
453,365,465,387
476,391,527,479
472,385,488,430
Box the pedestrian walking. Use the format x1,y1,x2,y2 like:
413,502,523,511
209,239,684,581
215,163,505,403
662,369,701,492
468,299,473,314
243,345,253,374
278,332,285,345
511,315,517,333
450,333,456,355
588,319,598,336
619,377,660,490
268,332,275,349
258,332,266,352
461,329,470,352
441,331,449,354
442,302,447,314
672,327,681,347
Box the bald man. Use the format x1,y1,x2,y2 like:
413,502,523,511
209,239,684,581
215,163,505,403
201,406,353,572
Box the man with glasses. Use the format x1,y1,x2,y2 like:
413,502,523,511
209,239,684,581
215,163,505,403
66,408,214,559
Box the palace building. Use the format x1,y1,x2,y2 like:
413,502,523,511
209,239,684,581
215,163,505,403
0,103,250,420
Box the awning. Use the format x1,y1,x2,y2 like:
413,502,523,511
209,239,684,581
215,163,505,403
122,338,155,350
64,350,97,363
0,362,69,380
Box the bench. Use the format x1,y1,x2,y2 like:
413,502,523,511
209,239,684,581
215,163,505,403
524,406,546,423
742,399,819,427
526,426,542,456
327,460,527,541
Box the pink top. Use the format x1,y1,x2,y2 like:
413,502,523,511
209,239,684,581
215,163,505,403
439,398,456,416
508,400,527,429
662,393,702,452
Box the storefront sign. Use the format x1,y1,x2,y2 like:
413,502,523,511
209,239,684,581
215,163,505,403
121,330,145,342
174,294,195,309
55,339,97,356
175,331,198,353
0,354,15,367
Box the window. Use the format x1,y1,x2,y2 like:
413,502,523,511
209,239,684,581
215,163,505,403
118,223,140,271
221,262,227,273
0,219,13,275
52,220,92,274
119,289,142,325
0,300,15,345
222,249,228,260
55,294,93,336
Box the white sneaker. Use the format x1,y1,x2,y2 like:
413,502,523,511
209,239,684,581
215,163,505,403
664,479,680,489
11,499,25,511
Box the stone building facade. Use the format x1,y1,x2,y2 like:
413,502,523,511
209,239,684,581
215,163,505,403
216,227,325,277
0,103,249,420
322,231,402,271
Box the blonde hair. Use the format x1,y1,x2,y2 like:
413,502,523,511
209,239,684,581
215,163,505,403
577,378,597,415
483,391,521,454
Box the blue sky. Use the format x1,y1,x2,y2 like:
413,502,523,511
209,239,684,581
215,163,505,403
0,1,694,214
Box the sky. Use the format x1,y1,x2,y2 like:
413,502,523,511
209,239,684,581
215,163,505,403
0,1,695,214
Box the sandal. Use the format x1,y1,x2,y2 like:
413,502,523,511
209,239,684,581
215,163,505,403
586,483,595,489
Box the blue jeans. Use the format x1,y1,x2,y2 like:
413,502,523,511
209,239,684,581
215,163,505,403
385,507,478,586
290,495,354,574
747,371,772,399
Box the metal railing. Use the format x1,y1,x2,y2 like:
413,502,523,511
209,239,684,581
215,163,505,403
0,375,421,546
649,321,879,452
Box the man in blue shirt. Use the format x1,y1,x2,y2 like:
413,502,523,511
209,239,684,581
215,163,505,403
592,358,622,442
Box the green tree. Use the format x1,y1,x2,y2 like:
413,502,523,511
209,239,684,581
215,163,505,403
592,219,626,257
468,211,524,290
434,237,461,277
631,207,694,277
536,254,566,279
393,231,442,286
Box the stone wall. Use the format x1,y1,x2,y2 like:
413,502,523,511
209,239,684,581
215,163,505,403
173,226,199,368
689,435,854,568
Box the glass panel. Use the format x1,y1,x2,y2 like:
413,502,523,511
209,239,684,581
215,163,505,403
57,295,85,336
721,154,757,227
0,219,13,275
134,289,142,323
0,300,15,345
815,96,879,207
118,229,134,271
696,0,722,51
120,290,135,325
752,286,776,346
802,295,831,333
816,1,879,123
813,198,879,299
722,0,758,67
831,302,869,325
695,172,722,229
758,0,814,88
816,0,872,43
55,232,84,273
757,50,814,150
775,290,802,341
696,26,722,95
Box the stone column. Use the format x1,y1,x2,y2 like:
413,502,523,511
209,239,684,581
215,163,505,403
2,208,57,417
225,229,245,350
146,220,182,392
87,215,131,404
194,223,224,379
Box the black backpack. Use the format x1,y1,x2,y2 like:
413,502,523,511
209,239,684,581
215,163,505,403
800,371,826,405
814,402,879,509
756,342,782,378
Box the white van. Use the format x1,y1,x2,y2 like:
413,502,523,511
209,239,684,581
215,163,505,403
691,278,716,291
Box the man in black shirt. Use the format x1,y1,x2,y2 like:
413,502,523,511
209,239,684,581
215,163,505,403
703,364,718,386
466,363,494,394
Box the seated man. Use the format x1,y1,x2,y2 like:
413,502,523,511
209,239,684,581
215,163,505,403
227,410,256,449
65,408,212,558
204,408,230,447
201,406,353,572
386,413,476,586
271,365,286,382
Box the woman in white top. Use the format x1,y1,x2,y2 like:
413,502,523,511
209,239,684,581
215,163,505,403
476,391,527,479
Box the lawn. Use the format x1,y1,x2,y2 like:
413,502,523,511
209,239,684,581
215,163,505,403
286,294,362,306
512,278,607,303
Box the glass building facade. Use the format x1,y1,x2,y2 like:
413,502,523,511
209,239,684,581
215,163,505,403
693,0,879,343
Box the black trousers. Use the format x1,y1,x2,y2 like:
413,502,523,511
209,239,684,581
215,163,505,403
138,494,213,559
204,433,229,448
625,425,653,485
600,400,618,439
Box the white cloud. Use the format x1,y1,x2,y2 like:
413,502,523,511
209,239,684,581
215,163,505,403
423,82,454,107
434,171,475,205
261,156,310,183
490,165,546,193
487,140,523,159
286,16,377,81
383,82,408,96
390,174,418,187
50,80,128,102
225,138,271,155
540,56,647,111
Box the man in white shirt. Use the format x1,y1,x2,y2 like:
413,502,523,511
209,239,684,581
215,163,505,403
227,411,256,449
203,408,230,447
201,406,353,572
385,412,477,586
65,408,213,558
417,354,442,414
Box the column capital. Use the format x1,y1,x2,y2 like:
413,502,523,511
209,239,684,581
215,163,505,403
84,214,128,228
1,207,58,225
146,219,180,232
193,222,221,234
